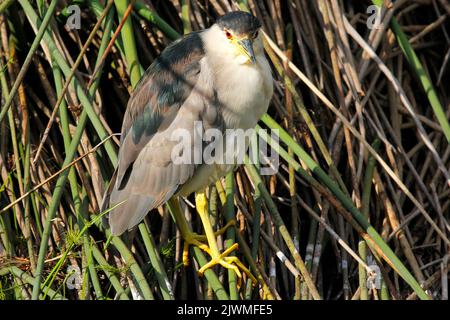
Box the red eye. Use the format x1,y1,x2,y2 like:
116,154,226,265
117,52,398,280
225,31,232,39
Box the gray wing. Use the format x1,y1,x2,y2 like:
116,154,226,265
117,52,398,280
101,32,220,235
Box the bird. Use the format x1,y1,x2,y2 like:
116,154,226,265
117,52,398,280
101,11,273,280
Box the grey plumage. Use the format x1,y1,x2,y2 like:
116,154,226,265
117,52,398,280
102,32,211,235
102,11,273,235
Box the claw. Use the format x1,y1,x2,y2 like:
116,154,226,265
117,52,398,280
181,222,236,266
224,256,257,286
173,191,257,287
198,243,240,276
196,243,257,286
182,232,211,266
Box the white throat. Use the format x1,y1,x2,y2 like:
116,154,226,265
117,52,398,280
201,25,274,130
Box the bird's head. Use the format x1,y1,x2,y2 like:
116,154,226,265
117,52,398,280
212,11,262,65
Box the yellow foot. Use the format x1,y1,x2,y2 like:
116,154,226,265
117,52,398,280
198,243,257,286
182,233,211,266
193,191,257,286
182,220,236,266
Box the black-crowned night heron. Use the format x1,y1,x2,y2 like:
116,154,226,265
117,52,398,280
102,11,273,280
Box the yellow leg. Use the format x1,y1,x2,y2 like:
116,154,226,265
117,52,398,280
168,197,235,266
195,191,257,285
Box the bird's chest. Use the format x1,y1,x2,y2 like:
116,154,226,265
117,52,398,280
216,61,272,130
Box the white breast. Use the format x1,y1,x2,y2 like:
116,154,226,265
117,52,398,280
214,56,273,130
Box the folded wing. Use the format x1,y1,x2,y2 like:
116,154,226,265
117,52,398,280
101,32,214,235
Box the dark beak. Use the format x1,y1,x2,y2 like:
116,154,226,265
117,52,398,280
238,38,256,64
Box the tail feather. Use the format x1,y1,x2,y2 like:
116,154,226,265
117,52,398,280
100,168,177,236
100,168,118,230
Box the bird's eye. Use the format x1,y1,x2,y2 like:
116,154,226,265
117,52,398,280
225,30,233,39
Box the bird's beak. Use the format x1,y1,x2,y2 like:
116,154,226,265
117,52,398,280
237,38,256,64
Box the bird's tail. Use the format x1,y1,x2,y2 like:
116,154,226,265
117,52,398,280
100,167,118,230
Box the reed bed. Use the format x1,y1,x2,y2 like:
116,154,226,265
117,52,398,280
0,0,449,300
